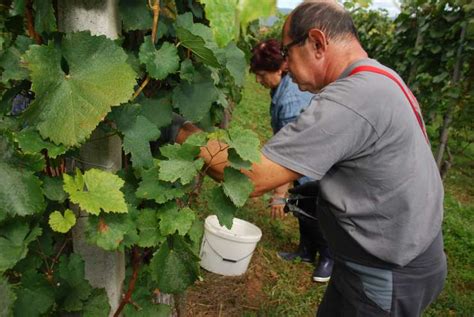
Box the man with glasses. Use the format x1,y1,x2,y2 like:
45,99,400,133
172,1,446,316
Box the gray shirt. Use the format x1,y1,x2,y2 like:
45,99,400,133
262,59,444,266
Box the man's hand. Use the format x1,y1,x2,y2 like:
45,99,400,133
269,194,287,219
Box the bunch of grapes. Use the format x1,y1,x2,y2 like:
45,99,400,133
11,91,34,115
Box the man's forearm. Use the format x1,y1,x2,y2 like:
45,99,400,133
175,122,301,196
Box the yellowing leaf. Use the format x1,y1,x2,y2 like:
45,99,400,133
49,209,76,233
63,169,127,215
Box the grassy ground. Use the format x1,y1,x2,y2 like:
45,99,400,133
185,74,474,316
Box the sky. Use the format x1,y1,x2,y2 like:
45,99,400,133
277,0,401,16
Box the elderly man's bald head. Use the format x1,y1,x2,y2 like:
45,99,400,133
284,1,359,43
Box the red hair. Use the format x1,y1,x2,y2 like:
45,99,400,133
250,39,284,72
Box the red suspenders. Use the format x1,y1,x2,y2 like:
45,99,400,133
349,65,428,142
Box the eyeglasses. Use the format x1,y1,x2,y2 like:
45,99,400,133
280,34,308,59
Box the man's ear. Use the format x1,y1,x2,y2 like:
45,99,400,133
307,29,328,57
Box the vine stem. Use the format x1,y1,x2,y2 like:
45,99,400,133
25,0,42,44
113,247,141,317
131,75,150,101
131,0,160,99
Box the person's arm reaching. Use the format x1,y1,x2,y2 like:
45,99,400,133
175,121,301,197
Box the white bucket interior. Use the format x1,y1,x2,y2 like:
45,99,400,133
200,215,262,276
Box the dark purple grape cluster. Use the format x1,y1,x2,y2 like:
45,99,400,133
11,91,34,115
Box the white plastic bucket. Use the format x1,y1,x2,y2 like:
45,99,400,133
199,215,262,276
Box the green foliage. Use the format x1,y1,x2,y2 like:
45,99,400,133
0,0,268,314
22,31,136,146
0,277,16,317
150,235,200,294
0,222,42,270
0,162,45,221
139,38,180,80
222,167,254,207
63,168,128,216
48,209,76,233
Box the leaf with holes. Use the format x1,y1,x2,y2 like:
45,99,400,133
49,209,76,233
63,168,127,215
22,31,136,146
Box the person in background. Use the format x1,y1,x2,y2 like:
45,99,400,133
249,39,333,282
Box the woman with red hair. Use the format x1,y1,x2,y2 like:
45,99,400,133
250,39,333,282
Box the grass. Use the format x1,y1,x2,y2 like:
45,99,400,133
187,74,474,316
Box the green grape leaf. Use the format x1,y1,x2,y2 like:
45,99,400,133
33,0,57,33
208,186,237,229
22,31,136,146
106,103,140,132
187,218,204,254
10,0,26,15
49,209,76,233
14,270,55,317
0,162,45,221
222,42,246,86
15,128,67,158
159,158,204,185
158,204,196,236
123,285,171,317
160,143,200,160
200,0,238,47
140,95,173,129
222,167,254,208
123,115,161,169
179,59,196,82
83,288,110,317
119,0,153,31
56,254,92,312
150,235,200,294
139,38,180,80
42,176,67,202
136,209,164,248
0,36,33,83
184,131,208,147
0,277,16,317
176,27,220,67
136,166,186,204
172,75,219,122
0,222,42,272
228,148,252,169
86,214,134,251
227,126,261,163
63,168,128,215
238,0,276,34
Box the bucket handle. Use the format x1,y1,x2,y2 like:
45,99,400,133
202,237,256,263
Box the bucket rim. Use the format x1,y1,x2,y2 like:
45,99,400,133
204,215,262,243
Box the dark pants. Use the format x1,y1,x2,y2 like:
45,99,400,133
297,214,330,258
316,232,447,317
